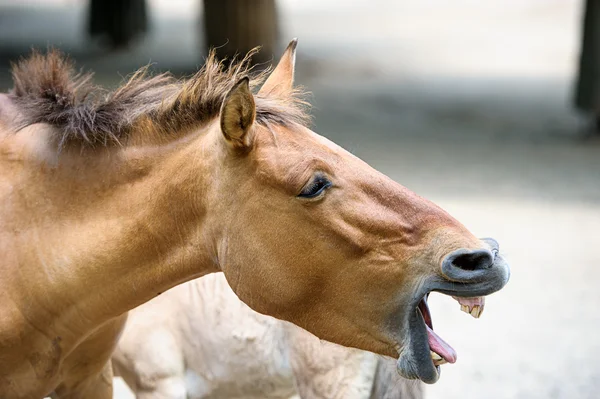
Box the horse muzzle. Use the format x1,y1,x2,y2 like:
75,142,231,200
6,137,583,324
395,237,510,384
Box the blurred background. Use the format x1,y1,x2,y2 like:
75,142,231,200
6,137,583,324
1,0,599,398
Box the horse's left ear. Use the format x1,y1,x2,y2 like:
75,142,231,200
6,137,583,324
258,38,297,97
220,77,256,149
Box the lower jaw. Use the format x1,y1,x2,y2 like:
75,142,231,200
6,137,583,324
396,355,440,384
395,308,440,384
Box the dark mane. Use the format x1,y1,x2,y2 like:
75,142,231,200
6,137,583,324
9,49,310,149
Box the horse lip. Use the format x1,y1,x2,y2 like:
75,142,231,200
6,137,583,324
435,254,511,297
396,292,440,384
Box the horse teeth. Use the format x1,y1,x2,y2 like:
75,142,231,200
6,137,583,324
470,305,483,318
455,296,486,318
430,351,447,366
456,297,485,321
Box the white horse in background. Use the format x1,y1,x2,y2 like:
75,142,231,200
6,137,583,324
113,273,423,399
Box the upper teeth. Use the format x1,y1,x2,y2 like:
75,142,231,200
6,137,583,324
454,296,485,318
470,305,483,318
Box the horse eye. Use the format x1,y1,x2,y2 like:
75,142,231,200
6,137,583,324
298,175,332,198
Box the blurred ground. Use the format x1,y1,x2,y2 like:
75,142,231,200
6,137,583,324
1,1,599,398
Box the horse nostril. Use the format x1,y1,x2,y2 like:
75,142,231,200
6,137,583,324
449,250,494,271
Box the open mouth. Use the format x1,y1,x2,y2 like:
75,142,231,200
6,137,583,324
396,241,510,384
417,294,485,368
398,292,485,384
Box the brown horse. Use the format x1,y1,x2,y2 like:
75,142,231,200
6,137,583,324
0,40,509,398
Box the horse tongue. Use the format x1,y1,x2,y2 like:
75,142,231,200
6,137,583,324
426,324,457,364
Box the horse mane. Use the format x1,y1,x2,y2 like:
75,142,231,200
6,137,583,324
9,49,310,149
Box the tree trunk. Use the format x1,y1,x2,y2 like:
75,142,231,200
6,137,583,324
88,0,148,49
202,0,279,67
574,0,600,113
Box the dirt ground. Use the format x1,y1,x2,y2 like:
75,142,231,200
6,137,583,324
1,1,599,398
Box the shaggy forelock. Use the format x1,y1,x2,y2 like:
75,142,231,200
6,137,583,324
8,48,310,149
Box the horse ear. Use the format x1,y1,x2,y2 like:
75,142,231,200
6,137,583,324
220,77,256,148
258,38,297,97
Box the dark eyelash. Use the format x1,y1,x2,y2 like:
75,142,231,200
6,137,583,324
298,176,332,198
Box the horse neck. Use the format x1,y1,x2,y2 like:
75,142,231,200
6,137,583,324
1,123,222,343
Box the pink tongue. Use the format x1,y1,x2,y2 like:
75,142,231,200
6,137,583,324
426,325,457,364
